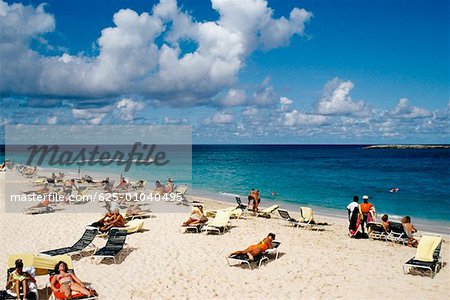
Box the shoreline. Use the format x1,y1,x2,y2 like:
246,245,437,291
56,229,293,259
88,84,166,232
1,170,449,299
5,165,449,235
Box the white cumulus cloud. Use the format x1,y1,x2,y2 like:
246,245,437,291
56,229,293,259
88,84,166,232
316,77,365,115
116,98,145,121
389,98,432,119
0,0,312,107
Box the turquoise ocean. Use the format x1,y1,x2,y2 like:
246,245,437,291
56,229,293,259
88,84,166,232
2,145,449,229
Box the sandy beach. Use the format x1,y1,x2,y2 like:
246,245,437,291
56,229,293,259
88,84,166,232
1,171,449,300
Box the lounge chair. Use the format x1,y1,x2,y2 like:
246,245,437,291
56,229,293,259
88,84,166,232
386,221,409,245
264,240,281,260
206,206,242,219
201,210,232,234
403,233,443,278
227,253,269,269
257,204,279,218
367,222,388,240
23,205,55,215
113,219,145,234
124,210,152,221
46,256,98,299
180,205,208,233
278,209,303,227
39,228,98,258
92,229,128,264
180,222,205,234
299,207,327,231
226,241,281,269
6,253,77,300
5,266,39,300
235,196,248,210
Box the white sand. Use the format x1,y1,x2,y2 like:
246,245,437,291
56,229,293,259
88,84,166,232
1,171,449,299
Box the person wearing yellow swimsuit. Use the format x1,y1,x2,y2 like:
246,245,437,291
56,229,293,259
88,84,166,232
50,261,96,300
5,259,36,300
229,233,276,261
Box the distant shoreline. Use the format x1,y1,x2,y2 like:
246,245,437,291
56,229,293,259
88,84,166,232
363,144,450,149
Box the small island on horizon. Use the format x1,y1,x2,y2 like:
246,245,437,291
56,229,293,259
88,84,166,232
363,144,450,149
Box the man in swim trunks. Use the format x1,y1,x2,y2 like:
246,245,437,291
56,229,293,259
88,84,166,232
6,259,36,300
229,233,276,261
247,188,255,209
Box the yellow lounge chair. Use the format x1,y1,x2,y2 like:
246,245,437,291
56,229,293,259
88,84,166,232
201,210,232,234
114,219,145,234
403,233,443,278
257,205,279,218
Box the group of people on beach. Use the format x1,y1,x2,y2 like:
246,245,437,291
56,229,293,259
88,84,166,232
346,195,418,246
6,259,96,300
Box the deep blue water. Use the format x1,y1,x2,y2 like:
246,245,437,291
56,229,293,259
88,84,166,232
192,145,450,223
2,144,449,223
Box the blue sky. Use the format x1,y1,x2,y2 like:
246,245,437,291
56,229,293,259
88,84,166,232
0,0,448,143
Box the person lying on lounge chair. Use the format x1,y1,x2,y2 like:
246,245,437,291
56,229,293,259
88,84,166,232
229,233,275,261
50,261,96,299
23,184,50,195
27,194,53,209
126,203,150,217
182,205,208,226
6,259,36,300
91,208,125,232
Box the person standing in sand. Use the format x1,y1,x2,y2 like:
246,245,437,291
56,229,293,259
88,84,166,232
253,190,261,213
359,195,373,233
247,188,255,208
347,195,359,231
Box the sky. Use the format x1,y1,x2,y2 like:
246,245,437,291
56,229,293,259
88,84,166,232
0,0,448,144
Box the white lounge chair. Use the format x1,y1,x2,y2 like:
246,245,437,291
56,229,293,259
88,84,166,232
201,210,232,234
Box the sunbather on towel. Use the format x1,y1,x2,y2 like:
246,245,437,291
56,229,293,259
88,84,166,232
401,216,418,247
182,205,208,226
229,233,276,261
6,259,36,300
50,261,96,299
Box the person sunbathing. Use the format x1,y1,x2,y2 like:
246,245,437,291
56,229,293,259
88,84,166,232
22,184,50,195
126,204,151,217
50,261,96,300
98,209,125,232
381,214,390,231
6,259,36,300
153,180,165,194
182,205,207,226
401,216,418,247
229,233,276,261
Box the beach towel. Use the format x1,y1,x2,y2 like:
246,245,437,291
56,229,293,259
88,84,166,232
415,235,442,262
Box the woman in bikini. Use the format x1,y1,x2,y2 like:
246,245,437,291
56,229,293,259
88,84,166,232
50,261,95,300
182,205,208,226
229,233,275,261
